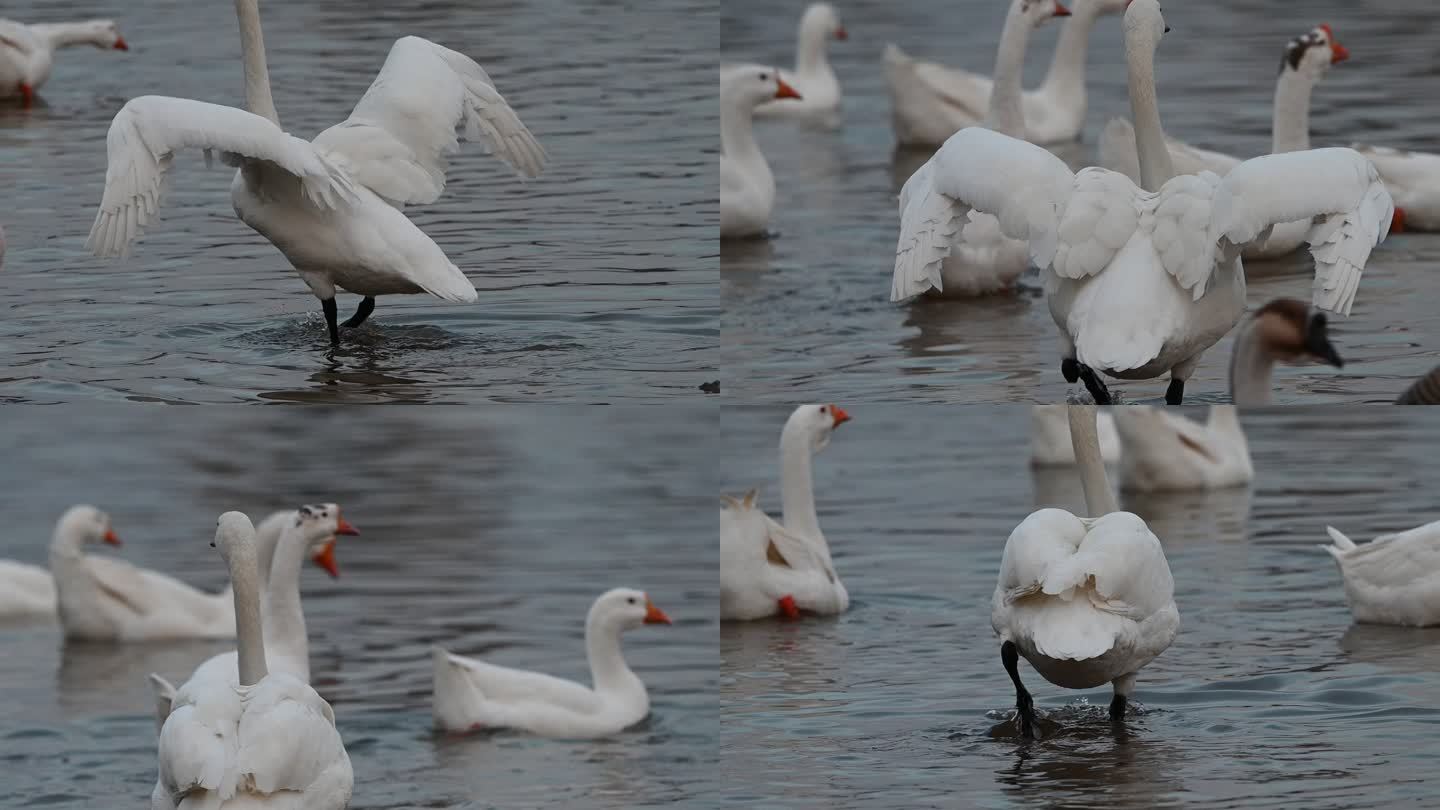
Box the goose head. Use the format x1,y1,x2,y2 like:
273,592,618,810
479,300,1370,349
782,403,851,455
1281,25,1348,78
1250,299,1344,369
55,505,121,548
801,3,847,41
1124,0,1168,42
721,65,802,108
589,588,672,634
77,20,128,50
210,511,257,559
1015,0,1072,27
291,503,360,579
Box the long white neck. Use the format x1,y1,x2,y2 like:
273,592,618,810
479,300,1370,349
720,89,772,197
1068,406,1118,516
986,5,1038,137
261,522,312,675
1205,405,1246,438
226,537,269,686
234,0,279,125
778,427,821,538
585,618,640,695
795,18,831,76
1126,32,1173,191
1271,68,1315,154
1227,319,1275,406
1039,2,1101,102
32,23,102,50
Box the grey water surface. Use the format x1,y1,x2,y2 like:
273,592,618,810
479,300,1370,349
0,0,717,403
721,406,1440,808
721,0,1440,403
0,406,719,808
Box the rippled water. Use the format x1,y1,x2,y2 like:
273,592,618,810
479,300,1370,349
0,406,718,808
721,406,1440,808
0,0,717,403
721,0,1440,403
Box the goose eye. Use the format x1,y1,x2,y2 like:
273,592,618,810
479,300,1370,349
627,597,637,605
758,72,768,81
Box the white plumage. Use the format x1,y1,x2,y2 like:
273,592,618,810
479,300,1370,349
1323,522,1440,627
1112,406,1253,492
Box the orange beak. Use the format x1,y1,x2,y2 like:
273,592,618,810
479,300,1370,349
774,77,802,100
113,37,128,50
829,404,851,426
103,528,121,546
834,26,848,40
643,599,671,625
311,540,340,579
1331,42,1349,64
18,83,33,107
1391,207,1407,234
335,517,360,536
1053,1,1071,17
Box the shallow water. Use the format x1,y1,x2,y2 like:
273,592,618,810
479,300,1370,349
721,0,1440,403
0,406,718,808
720,406,1440,808
0,0,717,403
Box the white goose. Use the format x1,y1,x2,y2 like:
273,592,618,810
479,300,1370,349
87,0,545,345
1100,24,1352,260
152,512,352,810
753,3,847,122
0,18,127,105
893,0,1392,405
1112,405,1253,491
1323,521,1440,627
890,0,1069,299
992,405,1179,736
721,65,802,239
884,0,1129,147
432,588,671,737
0,559,55,617
720,403,851,620
148,505,357,729
1030,404,1120,466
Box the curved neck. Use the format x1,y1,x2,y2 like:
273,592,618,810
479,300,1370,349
1206,405,1245,437
1271,69,1315,154
31,23,101,49
1068,406,1118,516
234,0,279,125
986,5,1037,137
225,539,269,686
1228,319,1275,406
1040,2,1101,100
720,90,771,192
585,619,638,694
262,522,311,669
795,19,831,76
1126,34,1172,191
778,429,821,538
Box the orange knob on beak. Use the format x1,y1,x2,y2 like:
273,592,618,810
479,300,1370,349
643,599,672,625
1331,42,1350,64
113,37,128,50
335,517,360,536
1053,1,1071,17
311,540,340,579
774,77,802,100
829,404,851,426
103,528,121,546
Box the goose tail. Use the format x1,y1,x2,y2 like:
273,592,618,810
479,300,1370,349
1322,526,1356,560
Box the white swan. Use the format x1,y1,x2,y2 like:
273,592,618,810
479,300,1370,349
87,0,545,345
884,0,1129,147
1322,522,1440,627
152,512,352,810
890,0,1067,299
1228,298,1345,405
992,405,1179,736
1112,405,1253,491
720,403,851,620
753,3,846,122
721,65,802,239
893,0,1392,405
1030,404,1119,466
431,588,671,737
148,505,357,728
0,18,127,106
1099,24,1351,260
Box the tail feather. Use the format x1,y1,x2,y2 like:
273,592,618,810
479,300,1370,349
1023,599,1125,661
148,672,177,734
1322,526,1356,561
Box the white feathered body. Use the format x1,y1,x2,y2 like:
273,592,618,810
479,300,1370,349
0,559,56,617
719,493,849,620
992,509,1178,689
1112,405,1253,491
1351,144,1440,231
1324,522,1440,627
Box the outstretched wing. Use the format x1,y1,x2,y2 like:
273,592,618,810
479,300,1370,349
313,36,546,208
86,96,358,258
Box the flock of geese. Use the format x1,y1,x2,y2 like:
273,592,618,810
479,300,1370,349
720,0,1440,404
1,506,670,808
1,3,546,345
720,403,1440,736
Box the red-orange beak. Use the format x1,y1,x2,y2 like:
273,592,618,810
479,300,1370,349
829,404,851,426
643,599,671,625
834,26,848,40
774,77,802,100
335,517,360,536
311,540,340,579
103,528,121,546
1331,42,1349,64
1053,1,1071,17
113,37,128,51
18,83,33,107
1391,207,1407,235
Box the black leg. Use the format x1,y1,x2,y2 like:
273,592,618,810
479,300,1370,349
322,297,339,345
1078,365,1112,405
1164,379,1184,405
1109,692,1127,722
1001,641,1035,739
1061,357,1080,383
342,296,376,329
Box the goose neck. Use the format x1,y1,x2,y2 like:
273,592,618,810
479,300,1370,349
261,522,311,667
795,19,831,76
1040,2,1101,101
1271,69,1315,153
33,23,102,49
585,618,640,696
1228,319,1276,406
1068,405,1118,515
225,535,269,686
234,0,280,125
986,4,1037,137
778,429,821,539
1126,33,1173,190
